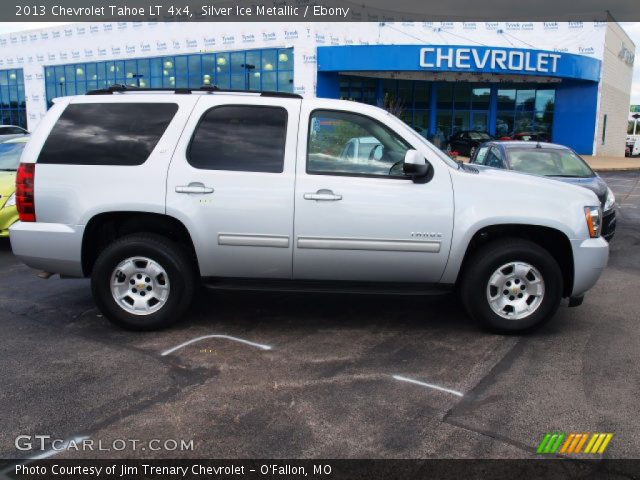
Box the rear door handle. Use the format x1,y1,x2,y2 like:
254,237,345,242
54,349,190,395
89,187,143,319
175,182,214,194
304,189,342,201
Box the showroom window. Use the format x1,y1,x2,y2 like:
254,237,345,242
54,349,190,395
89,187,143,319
44,48,294,107
496,88,555,140
339,76,431,136
0,69,26,129
435,83,491,138
189,105,287,173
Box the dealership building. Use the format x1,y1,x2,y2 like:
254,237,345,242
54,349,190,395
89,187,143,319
0,21,634,156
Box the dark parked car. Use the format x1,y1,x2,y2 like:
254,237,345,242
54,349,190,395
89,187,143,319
471,141,616,241
511,131,550,142
446,130,493,157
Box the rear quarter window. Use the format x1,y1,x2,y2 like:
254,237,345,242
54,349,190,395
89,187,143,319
37,103,178,166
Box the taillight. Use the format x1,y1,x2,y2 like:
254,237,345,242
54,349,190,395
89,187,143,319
16,163,36,222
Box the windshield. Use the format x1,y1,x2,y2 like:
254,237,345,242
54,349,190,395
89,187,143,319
0,143,26,171
468,132,492,140
506,148,594,178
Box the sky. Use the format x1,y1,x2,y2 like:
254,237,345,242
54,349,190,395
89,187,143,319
0,21,639,104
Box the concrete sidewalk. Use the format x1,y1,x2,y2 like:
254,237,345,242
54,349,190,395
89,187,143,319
582,155,640,172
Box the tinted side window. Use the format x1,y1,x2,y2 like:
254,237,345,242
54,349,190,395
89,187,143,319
189,105,287,173
38,103,178,166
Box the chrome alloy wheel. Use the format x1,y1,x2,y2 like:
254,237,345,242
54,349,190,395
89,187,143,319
486,262,545,320
110,257,170,315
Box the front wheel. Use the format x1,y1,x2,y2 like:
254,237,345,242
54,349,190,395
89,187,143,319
460,238,563,333
91,233,195,331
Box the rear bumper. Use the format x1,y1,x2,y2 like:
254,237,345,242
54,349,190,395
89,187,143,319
571,237,609,297
9,222,84,277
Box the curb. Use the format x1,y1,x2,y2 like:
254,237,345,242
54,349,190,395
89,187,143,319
592,167,640,173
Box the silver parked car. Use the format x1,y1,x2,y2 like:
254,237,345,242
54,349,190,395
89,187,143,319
10,86,608,333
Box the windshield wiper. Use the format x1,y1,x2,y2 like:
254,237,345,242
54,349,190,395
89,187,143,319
0,168,17,171
547,174,591,178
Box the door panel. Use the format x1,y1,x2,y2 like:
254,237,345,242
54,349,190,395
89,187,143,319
166,96,301,278
293,102,454,283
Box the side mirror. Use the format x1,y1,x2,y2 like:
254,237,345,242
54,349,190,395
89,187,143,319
403,149,432,183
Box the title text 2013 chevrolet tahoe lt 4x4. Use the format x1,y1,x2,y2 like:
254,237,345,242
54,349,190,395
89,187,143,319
10,87,609,332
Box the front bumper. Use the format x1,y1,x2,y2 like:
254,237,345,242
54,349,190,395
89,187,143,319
571,236,609,297
9,221,85,276
602,208,616,241
0,205,18,237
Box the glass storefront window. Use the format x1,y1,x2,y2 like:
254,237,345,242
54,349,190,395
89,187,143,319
436,112,453,139
453,111,470,133
497,89,516,110
454,84,471,110
496,87,556,139
414,83,430,109
44,48,294,107
516,90,535,111
0,68,26,127
535,90,555,112
472,112,488,131
437,84,453,109
398,80,413,109
277,71,293,92
472,88,490,109
277,49,293,70
496,112,514,137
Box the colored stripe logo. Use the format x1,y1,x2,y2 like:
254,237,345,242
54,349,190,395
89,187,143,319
537,433,612,454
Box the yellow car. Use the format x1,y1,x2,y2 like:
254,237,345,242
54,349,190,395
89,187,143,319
0,136,29,237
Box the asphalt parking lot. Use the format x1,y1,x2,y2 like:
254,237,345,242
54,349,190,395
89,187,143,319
0,170,639,461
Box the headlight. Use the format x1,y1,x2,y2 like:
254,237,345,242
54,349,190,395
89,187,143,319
584,206,602,238
604,187,615,212
3,192,15,207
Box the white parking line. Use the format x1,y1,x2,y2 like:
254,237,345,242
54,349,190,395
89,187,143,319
28,435,90,460
392,374,463,397
161,334,272,356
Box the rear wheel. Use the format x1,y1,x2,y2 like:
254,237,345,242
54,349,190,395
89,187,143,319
460,238,563,333
91,234,195,330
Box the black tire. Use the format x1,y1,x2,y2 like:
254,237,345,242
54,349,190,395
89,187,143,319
460,238,563,333
91,233,195,331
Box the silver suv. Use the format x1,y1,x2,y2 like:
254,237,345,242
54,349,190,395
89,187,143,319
10,87,609,332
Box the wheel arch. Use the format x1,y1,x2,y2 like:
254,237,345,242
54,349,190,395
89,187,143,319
456,224,574,298
81,211,199,277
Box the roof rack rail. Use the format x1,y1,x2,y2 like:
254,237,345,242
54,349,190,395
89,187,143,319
86,84,302,98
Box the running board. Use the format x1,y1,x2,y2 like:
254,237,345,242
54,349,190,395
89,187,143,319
201,278,453,296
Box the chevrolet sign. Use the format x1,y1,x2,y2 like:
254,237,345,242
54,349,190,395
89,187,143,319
420,47,561,74
317,45,601,82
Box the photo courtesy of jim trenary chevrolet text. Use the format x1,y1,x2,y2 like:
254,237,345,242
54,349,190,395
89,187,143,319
0,0,639,478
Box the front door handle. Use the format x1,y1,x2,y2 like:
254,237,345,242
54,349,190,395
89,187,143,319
175,182,214,194
304,189,342,201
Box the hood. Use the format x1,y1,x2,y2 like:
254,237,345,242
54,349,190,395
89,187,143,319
548,175,607,207
468,164,599,205
0,170,16,197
